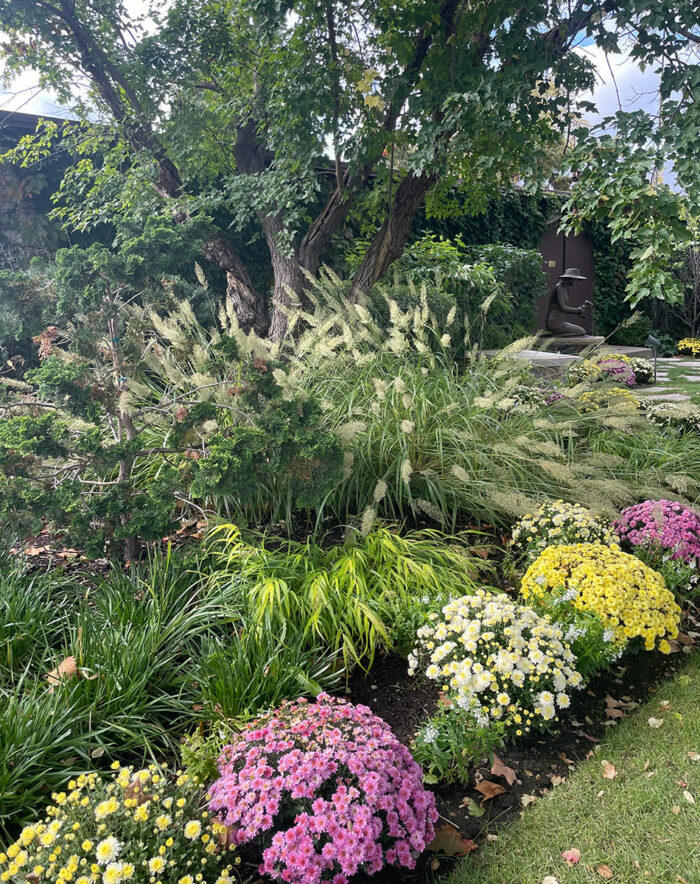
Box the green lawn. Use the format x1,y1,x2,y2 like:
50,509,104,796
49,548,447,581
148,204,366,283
451,651,700,884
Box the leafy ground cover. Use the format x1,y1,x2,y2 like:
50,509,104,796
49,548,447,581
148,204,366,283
450,650,700,884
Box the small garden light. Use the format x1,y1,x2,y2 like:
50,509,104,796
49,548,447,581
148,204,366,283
646,334,661,383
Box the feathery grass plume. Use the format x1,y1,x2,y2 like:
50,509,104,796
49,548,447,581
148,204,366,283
360,506,377,536
401,420,415,434
485,490,538,518
343,451,355,479
336,421,367,443
401,458,413,485
194,262,208,287
539,460,577,484
666,474,697,494
413,498,445,523
373,480,388,503
451,465,470,483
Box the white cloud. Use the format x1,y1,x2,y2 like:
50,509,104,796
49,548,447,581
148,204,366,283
574,42,661,123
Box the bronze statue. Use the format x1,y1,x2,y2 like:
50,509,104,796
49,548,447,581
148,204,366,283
546,267,593,336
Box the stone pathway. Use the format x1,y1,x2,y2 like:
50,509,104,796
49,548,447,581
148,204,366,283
638,357,700,402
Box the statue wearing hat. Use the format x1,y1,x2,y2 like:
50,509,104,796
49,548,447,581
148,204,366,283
545,267,593,336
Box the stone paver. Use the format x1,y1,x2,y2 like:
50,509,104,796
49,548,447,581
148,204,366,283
643,392,691,401
682,375,700,382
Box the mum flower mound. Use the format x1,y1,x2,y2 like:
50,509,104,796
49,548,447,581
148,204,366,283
614,500,700,565
0,763,235,884
409,590,584,733
510,500,616,562
208,694,438,884
521,543,681,652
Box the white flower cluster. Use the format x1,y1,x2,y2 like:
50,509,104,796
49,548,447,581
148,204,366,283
510,500,616,561
409,590,584,735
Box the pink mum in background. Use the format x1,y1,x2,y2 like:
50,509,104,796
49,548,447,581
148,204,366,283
597,357,636,387
208,694,437,884
614,500,700,564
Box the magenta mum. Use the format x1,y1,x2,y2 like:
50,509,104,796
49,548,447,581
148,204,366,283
614,500,700,564
208,694,438,884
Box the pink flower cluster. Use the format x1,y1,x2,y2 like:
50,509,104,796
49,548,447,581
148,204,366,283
598,357,636,387
208,694,437,884
614,500,700,564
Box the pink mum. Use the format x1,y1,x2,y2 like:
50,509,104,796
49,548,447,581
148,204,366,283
208,694,437,884
614,499,700,564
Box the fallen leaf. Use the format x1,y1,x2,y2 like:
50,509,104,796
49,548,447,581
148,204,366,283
682,790,695,805
521,793,536,807
475,780,506,802
602,761,618,780
648,717,664,728
427,825,477,856
430,858,440,871
460,797,485,817
596,864,613,879
561,847,581,866
486,834,498,842
550,775,565,787
558,753,575,765
672,805,681,815
687,751,699,762
491,754,517,786
542,878,559,884
643,759,650,771
47,656,78,690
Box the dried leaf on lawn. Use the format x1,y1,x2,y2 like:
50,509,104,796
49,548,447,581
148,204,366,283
602,761,618,780
596,863,613,879
561,847,581,866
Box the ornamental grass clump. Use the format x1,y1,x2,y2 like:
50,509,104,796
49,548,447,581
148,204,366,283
409,590,584,735
208,694,437,884
509,500,616,562
521,543,681,653
614,500,700,565
0,763,235,884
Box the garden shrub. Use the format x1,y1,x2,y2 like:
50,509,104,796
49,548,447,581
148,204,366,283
509,500,616,563
0,763,235,884
614,500,700,565
678,337,700,358
521,543,681,653
409,590,584,736
377,235,546,349
208,694,437,884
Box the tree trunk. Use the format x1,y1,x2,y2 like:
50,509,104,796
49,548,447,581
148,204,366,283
201,233,266,334
262,216,306,343
348,173,436,300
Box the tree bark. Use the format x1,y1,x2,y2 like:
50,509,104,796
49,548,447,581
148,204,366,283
262,216,306,342
348,172,436,300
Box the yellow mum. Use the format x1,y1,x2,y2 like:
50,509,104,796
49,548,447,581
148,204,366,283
521,543,681,651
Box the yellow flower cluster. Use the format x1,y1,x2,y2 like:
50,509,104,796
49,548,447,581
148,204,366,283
409,590,584,736
678,338,700,358
510,500,616,561
0,763,236,884
578,388,642,410
521,543,681,652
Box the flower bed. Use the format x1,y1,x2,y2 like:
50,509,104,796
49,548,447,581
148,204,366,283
567,354,654,387
521,543,681,652
678,337,700,358
0,764,233,884
614,500,700,564
208,694,437,884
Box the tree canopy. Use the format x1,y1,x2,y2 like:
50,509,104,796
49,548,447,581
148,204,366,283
1,0,698,336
